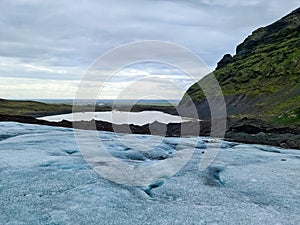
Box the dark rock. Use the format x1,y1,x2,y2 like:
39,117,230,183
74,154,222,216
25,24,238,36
224,117,300,149
1,114,300,150
216,54,233,69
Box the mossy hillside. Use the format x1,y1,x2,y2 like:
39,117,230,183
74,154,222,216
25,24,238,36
181,8,300,125
216,38,300,96
185,28,300,101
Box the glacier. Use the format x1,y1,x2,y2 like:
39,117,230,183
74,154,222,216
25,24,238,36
0,122,299,225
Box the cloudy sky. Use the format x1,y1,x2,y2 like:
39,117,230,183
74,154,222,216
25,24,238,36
0,0,299,100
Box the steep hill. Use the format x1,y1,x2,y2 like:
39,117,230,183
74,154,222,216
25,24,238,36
179,7,300,126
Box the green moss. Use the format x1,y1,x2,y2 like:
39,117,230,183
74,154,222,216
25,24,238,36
271,107,300,125
0,99,72,116
181,9,300,126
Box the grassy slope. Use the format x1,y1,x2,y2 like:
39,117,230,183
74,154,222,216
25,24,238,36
0,99,177,117
181,7,300,126
0,99,72,117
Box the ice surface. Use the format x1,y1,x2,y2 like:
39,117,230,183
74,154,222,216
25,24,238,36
38,111,192,125
0,122,299,224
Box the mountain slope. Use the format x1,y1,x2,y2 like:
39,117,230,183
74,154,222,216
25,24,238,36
179,7,300,126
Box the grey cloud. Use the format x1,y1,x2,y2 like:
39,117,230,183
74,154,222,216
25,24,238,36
0,0,299,82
